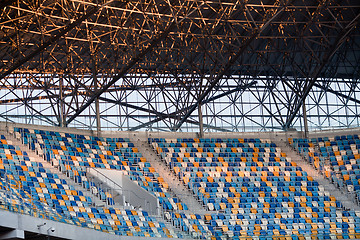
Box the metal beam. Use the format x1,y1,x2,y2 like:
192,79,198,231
198,103,204,138
59,75,65,127
97,96,229,132
130,114,230,132
65,21,177,126
283,13,360,129
172,4,287,131
64,0,208,126
129,81,256,131
313,82,360,105
302,99,308,138
205,81,257,104
5,113,359,118
0,1,108,81
0,78,246,131
0,94,58,104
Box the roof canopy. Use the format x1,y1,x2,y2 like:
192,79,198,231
0,0,359,131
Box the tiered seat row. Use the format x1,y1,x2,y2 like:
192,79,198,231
16,127,188,212
0,136,80,223
14,128,190,238
291,134,360,203
150,137,360,239
12,128,186,238
2,136,181,238
0,171,72,224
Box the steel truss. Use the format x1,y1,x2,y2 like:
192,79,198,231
0,0,359,132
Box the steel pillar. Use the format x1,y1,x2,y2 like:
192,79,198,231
302,100,308,138
59,75,65,127
92,56,101,135
198,103,204,138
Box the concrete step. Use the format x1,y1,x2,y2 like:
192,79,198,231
130,137,208,214
274,139,360,212
129,138,199,238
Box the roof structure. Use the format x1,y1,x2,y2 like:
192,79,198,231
0,0,359,132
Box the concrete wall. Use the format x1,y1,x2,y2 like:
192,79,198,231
122,174,159,215
0,209,169,240
88,168,159,215
3,121,359,143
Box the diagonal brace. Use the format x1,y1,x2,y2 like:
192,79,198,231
283,13,360,129
172,4,286,131
129,81,257,131
313,82,360,105
0,1,110,80
65,21,177,126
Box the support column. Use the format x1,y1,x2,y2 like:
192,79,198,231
198,103,204,138
95,79,101,135
302,99,308,139
59,75,65,127
92,56,101,135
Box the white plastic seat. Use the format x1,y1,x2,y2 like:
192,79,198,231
207,203,214,211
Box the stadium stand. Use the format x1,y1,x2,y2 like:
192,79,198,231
14,127,188,212
150,137,360,239
290,134,360,205
1,124,360,239
2,0,359,239
4,128,187,238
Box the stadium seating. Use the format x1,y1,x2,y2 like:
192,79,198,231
8,129,184,238
15,128,188,212
291,134,360,204
150,137,360,239
6,126,360,239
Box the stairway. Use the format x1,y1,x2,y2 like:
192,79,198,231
274,138,360,212
130,137,208,214
1,129,107,207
